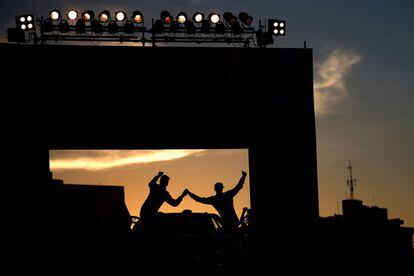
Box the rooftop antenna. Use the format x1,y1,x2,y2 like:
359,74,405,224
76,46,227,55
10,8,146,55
346,161,357,199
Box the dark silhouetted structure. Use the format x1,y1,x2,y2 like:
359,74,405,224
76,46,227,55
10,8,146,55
314,198,414,263
4,43,412,272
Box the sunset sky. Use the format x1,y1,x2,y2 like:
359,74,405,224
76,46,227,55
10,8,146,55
50,150,251,217
1,1,413,226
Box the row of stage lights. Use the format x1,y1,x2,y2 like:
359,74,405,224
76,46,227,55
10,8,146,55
35,9,257,35
10,10,285,46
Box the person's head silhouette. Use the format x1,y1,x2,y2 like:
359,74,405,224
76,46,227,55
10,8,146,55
214,182,224,194
160,175,170,187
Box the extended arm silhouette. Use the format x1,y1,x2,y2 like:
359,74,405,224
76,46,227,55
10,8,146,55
187,191,213,205
166,190,187,207
226,171,247,198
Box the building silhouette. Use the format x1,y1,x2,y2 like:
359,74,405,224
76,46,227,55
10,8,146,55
1,43,412,272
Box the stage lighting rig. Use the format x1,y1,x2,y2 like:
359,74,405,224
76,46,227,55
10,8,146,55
268,19,286,36
16,14,35,31
7,9,287,47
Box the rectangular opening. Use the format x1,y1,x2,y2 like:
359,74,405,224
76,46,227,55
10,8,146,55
49,149,250,218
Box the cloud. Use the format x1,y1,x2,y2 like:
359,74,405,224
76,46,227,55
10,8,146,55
314,48,361,116
50,150,205,171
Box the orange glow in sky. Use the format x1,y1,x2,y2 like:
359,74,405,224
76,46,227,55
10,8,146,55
50,149,251,217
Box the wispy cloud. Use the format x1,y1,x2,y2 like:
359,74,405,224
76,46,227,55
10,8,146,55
314,48,361,116
50,150,205,171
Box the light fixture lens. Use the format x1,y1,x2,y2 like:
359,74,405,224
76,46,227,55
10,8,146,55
133,14,143,23
209,13,220,24
177,14,186,24
20,17,26,22
100,14,108,23
194,13,203,23
28,23,33,29
21,24,27,30
273,22,278,27
132,11,144,24
273,29,278,34
99,11,110,23
280,22,285,28
82,10,94,22
27,16,33,22
115,11,126,22
280,29,285,34
50,11,60,21
68,10,78,20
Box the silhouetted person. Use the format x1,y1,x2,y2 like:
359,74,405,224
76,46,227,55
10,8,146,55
140,171,187,220
187,171,247,232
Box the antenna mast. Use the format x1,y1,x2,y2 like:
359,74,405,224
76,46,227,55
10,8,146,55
346,161,357,199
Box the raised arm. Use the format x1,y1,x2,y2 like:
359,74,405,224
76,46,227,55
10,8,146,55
227,170,247,198
149,171,163,188
165,190,187,207
187,190,213,205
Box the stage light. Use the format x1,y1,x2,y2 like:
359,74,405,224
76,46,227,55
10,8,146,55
124,20,134,34
91,19,103,33
67,10,78,20
201,19,210,33
49,10,61,21
193,12,204,23
215,21,225,34
59,20,70,33
161,10,173,25
75,19,85,33
132,11,143,24
98,10,110,23
16,14,35,32
42,18,53,32
238,12,253,27
108,20,119,34
223,12,237,26
268,19,286,36
82,10,94,22
177,12,187,24
115,11,126,22
208,13,220,24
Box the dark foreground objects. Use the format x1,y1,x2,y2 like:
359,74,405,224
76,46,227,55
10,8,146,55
140,171,187,220
187,171,247,232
